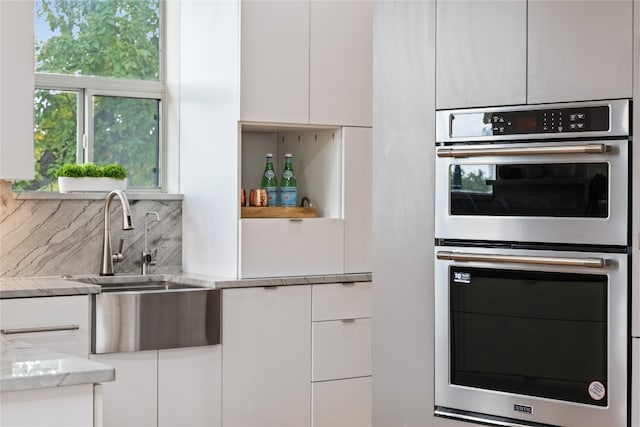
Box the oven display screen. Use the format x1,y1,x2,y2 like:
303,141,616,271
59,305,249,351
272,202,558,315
515,116,537,132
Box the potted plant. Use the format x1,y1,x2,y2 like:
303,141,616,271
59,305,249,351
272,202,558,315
56,162,128,193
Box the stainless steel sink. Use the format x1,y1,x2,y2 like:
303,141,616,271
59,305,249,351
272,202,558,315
70,275,221,354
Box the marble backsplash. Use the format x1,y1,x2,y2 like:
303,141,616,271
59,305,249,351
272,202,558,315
0,180,182,277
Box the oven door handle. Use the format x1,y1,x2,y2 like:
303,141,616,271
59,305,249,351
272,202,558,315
436,251,606,268
437,143,607,158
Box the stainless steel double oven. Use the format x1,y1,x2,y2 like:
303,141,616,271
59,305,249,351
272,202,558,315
434,99,631,427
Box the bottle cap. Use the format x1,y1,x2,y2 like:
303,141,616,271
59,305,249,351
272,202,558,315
285,153,292,157
266,153,273,157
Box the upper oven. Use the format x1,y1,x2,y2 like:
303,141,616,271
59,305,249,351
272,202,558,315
435,99,630,247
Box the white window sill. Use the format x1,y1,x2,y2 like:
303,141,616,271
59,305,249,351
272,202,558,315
13,191,183,201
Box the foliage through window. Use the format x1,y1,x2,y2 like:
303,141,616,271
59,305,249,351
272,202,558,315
14,0,163,191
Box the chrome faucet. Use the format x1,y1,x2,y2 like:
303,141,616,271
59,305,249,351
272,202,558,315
141,211,160,275
100,190,134,276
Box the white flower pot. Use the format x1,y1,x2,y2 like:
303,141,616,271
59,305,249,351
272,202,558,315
58,177,128,193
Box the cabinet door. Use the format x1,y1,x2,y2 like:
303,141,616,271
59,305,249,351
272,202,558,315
0,296,89,358
0,0,34,180
239,218,344,278
312,377,372,427
90,351,157,427
528,0,632,104
1,384,94,427
222,286,311,427
240,0,309,123
436,0,526,109
158,346,222,427
312,318,372,382
343,127,372,273
310,0,372,126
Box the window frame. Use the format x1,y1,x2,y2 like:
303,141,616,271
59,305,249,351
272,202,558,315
33,0,167,192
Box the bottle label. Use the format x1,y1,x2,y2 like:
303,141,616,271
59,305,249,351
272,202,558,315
264,170,275,179
280,187,297,206
282,170,293,179
265,187,278,206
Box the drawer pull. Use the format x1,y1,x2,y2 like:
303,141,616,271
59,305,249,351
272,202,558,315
1,324,80,335
341,318,356,323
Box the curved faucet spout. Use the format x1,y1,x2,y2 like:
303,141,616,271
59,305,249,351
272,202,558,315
101,190,135,276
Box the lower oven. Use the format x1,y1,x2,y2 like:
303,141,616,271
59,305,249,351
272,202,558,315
434,244,628,427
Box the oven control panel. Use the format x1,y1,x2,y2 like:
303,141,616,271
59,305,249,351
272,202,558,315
488,106,609,136
447,104,615,139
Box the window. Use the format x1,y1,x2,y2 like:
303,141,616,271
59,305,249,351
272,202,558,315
15,0,163,191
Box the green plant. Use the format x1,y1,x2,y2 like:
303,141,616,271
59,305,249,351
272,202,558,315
102,164,127,180
55,163,127,179
55,163,84,178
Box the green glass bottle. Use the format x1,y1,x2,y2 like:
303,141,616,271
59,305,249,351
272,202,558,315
261,153,278,206
279,153,297,207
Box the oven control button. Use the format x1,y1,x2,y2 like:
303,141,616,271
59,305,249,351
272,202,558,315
570,123,577,129
558,125,564,132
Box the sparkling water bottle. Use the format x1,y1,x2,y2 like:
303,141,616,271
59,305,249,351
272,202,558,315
261,153,278,206
279,153,297,207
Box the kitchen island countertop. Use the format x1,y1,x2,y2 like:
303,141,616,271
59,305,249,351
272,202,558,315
0,336,114,392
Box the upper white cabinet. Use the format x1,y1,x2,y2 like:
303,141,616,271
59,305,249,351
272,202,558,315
436,0,527,109
240,0,372,127
436,0,632,109
240,1,309,124
0,0,34,180
527,0,632,104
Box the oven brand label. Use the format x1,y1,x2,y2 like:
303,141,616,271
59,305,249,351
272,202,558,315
588,381,606,401
453,271,471,284
513,404,533,414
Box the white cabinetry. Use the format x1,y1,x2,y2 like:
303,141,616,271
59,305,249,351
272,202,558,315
527,0,632,104
0,0,34,180
1,384,95,427
240,0,372,127
436,0,632,109
0,296,89,358
311,282,372,427
239,126,371,279
91,346,221,427
221,283,372,427
436,0,526,109
222,285,311,426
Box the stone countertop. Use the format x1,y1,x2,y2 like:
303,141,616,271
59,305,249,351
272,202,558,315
0,273,373,298
0,276,101,299
0,336,115,392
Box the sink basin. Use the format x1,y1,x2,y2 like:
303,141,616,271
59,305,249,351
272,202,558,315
70,275,221,354
97,280,207,293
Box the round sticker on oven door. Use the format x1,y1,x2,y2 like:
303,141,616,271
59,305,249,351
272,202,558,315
588,381,605,401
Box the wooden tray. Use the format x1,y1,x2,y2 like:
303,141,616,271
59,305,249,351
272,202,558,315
241,206,317,218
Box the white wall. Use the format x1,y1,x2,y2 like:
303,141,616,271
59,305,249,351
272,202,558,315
372,2,440,426
179,0,240,278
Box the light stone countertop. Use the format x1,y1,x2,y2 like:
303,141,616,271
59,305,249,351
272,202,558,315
0,336,115,392
0,273,373,299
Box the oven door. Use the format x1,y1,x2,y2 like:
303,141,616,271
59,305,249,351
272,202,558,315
434,139,628,246
434,246,627,427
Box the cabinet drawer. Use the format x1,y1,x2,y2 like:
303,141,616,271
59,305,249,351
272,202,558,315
239,218,344,278
0,296,89,358
312,377,372,427
312,282,371,321
312,318,371,382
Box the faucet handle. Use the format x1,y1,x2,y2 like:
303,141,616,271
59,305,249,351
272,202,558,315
112,237,126,263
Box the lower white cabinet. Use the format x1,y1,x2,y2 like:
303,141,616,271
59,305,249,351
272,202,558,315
222,285,311,426
1,384,95,427
312,377,372,427
221,282,372,427
0,295,89,358
91,346,221,427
